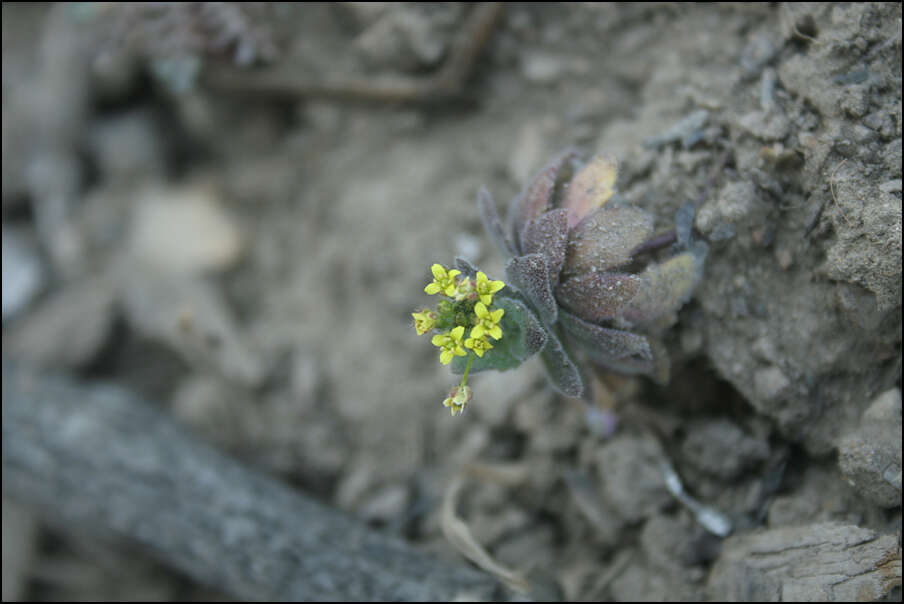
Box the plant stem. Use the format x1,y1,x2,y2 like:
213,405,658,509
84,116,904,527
460,353,475,387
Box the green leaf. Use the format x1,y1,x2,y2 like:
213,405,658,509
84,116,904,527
451,295,547,375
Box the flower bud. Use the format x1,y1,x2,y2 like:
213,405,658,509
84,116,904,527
442,384,472,416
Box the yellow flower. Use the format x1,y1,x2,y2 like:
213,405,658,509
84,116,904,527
431,326,467,365
454,276,476,301
465,332,493,357
411,310,437,335
475,271,505,305
443,384,472,416
469,302,504,341
425,263,461,297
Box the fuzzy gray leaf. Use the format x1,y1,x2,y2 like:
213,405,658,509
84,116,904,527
478,187,518,258
555,271,640,324
558,310,652,362
521,208,569,287
563,204,654,277
618,243,707,326
454,256,479,279
505,254,558,326
508,149,578,248
539,328,585,398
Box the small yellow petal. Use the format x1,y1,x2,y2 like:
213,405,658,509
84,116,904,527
474,302,488,318
440,350,452,365
489,280,505,293
470,324,485,340
425,283,441,295
450,326,465,341
490,308,505,322
488,325,502,340
431,263,446,279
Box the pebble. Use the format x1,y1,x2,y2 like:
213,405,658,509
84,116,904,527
521,52,565,84
753,366,791,401
837,388,902,507
1,227,44,322
128,183,245,274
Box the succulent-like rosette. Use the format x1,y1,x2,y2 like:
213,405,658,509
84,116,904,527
476,151,708,397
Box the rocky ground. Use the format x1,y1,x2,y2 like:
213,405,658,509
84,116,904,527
2,3,901,601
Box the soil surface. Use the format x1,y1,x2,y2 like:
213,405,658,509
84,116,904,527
2,3,901,601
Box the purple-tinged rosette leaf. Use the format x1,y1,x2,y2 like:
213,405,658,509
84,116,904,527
555,271,640,324
508,149,578,248
589,337,670,384
478,187,518,259
451,294,547,375
521,208,569,287
539,327,585,398
563,204,654,278
558,310,652,363
561,156,619,228
617,243,707,326
505,253,558,326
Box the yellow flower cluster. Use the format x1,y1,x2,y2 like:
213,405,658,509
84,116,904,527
416,264,505,363
412,263,506,415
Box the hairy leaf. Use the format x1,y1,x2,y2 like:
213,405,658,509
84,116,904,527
558,310,652,362
505,254,558,326
539,327,585,398
563,204,654,277
508,149,578,248
454,256,479,278
521,208,569,287
618,242,707,326
561,156,619,228
555,271,640,323
451,294,547,374
478,187,518,258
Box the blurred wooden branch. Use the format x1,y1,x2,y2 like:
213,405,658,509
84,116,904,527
204,3,504,103
1,361,516,602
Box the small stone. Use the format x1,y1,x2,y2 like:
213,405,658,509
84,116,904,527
883,138,902,176
753,366,790,401
2,497,39,602
737,110,790,141
837,388,902,508
774,247,793,270
521,52,565,84
6,275,116,369
681,419,770,480
88,109,164,183
595,433,671,523
862,388,901,423
120,269,266,386
1,227,44,322
358,484,409,524
878,179,902,193
128,183,245,274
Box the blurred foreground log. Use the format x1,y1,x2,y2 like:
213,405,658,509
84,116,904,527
1,362,515,602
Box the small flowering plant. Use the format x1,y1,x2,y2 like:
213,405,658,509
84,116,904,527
414,151,707,414
414,264,534,415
